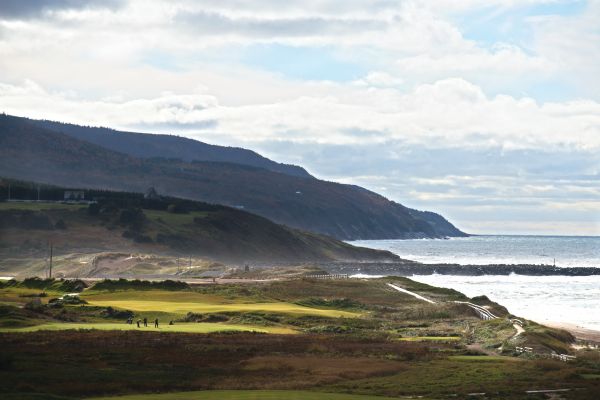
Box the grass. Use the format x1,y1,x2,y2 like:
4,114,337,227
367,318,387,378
397,336,461,342
87,390,399,400
85,299,358,318
448,355,523,362
2,321,599,399
0,322,296,334
0,202,83,211
81,290,359,318
581,374,600,380
144,209,209,226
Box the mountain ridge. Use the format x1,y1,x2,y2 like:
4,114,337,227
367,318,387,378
31,118,313,179
0,114,467,240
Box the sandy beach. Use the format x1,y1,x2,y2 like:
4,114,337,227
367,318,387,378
545,321,600,343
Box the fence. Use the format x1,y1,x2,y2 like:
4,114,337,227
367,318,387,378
304,274,349,280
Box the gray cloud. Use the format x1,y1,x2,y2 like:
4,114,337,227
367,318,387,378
132,120,218,132
175,10,383,38
242,137,599,234
0,0,123,19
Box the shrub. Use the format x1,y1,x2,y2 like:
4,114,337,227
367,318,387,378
49,296,87,306
297,297,363,310
119,208,145,230
24,298,43,311
101,306,134,320
91,278,189,291
56,279,87,292
87,202,100,215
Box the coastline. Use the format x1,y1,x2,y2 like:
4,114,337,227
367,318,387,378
544,321,600,343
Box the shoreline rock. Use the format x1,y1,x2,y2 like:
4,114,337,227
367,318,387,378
318,261,600,276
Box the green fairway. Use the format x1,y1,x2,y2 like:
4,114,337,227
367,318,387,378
88,390,398,400
81,290,360,318
0,322,297,334
84,299,358,318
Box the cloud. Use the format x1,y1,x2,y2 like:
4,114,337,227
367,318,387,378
529,0,600,97
0,80,218,128
353,72,404,87
2,77,599,151
0,0,598,235
175,10,382,39
0,0,123,19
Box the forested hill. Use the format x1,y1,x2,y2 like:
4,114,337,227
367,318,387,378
31,118,312,179
0,114,466,240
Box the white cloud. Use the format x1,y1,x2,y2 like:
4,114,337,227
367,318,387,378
353,72,404,87
529,0,600,97
2,77,599,151
0,0,598,235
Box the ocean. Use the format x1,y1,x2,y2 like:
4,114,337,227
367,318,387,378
349,235,600,331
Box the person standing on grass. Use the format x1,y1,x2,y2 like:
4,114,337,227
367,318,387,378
154,318,159,328
143,317,147,327
136,319,141,328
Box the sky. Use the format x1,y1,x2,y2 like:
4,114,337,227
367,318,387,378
0,0,598,235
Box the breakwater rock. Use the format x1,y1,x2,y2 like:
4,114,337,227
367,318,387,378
319,261,600,276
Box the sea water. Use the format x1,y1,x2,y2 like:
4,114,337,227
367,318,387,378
349,236,600,330
350,235,600,268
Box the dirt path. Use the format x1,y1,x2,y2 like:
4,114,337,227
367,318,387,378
512,322,525,336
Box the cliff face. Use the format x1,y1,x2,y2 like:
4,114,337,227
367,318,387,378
0,114,467,240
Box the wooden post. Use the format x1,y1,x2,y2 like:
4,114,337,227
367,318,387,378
49,242,53,279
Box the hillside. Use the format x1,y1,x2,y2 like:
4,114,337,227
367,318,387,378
32,118,313,179
0,114,466,240
0,184,399,273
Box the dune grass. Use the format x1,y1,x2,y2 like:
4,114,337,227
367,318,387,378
87,390,398,400
0,322,296,334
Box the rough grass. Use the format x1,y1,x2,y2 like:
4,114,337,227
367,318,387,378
0,202,82,211
0,322,296,334
1,327,599,399
448,355,523,362
0,330,433,397
397,336,461,342
144,209,209,227
87,390,399,400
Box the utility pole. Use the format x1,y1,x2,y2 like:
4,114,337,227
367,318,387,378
48,241,53,279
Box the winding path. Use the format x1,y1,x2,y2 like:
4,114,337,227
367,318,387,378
386,283,436,304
